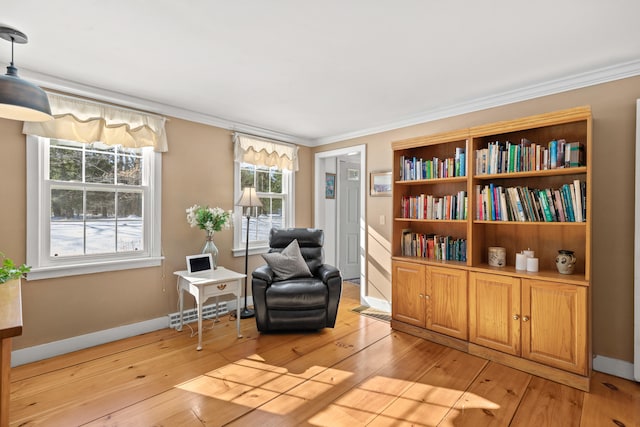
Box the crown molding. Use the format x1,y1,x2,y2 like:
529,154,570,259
19,68,311,146
312,58,640,146
19,58,640,147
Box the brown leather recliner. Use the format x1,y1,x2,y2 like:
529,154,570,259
251,228,342,332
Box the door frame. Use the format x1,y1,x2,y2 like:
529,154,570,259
635,99,640,381
314,145,366,303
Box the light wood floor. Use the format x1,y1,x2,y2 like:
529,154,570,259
9,282,640,426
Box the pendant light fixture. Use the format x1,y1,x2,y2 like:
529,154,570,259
0,24,51,122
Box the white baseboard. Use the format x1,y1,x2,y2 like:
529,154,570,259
362,296,391,313
11,298,244,367
11,317,168,367
593,355,637,382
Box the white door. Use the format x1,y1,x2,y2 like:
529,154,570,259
339,160,361,279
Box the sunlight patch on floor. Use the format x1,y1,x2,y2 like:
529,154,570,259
176,358,353,414
176,359,500,425
309,375,501,426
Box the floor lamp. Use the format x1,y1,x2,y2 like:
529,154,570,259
236,187,263,319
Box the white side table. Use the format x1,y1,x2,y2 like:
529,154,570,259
174,267,245,350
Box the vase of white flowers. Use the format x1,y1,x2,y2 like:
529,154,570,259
186,204,232,269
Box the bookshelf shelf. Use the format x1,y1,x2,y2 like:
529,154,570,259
472,220,587,226
474,166,587,180
391,106,592,391
396,176,467,185
396,218,467,224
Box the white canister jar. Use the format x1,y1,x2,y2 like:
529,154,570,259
488,247,506,267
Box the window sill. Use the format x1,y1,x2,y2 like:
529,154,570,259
232,245,270,257
26,256,164,281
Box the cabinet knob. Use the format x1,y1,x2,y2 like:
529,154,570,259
513,314,520,320
522,316,530,322
419,293,424,299
425,294,430,300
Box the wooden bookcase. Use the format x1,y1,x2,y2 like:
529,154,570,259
391,106,592,390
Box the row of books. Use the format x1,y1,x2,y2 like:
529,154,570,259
400,191,467,220
475,138,584,175
401,231,467,261
475,180,586,222
399,148,465,180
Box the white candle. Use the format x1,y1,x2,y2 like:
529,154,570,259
526,257,539,272
515,253,527,270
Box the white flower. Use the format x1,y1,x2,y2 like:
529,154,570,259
185,204,232,233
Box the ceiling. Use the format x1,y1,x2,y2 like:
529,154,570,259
3,1,640,146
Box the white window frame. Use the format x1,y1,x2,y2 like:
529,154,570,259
26,135,163,280
232,161,294,256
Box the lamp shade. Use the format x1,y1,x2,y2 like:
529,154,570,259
236,187,263,208
0,25,52,122
0,66,52,121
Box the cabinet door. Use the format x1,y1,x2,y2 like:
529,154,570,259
426,266,468,340
521,279,588,375
469,272,521,356
392,261,426,327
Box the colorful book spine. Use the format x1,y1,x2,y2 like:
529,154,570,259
549,139,558,169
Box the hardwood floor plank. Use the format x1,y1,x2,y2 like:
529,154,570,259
443,361,532,426
83,316,392,425
368,348,489,426
11,350,231,426
10,308,374,425
510,376,583,427
241,335,446,427
10,327,180,382
218,310,376,368
7,282,640,427
10,320,246,395
580,371,640,427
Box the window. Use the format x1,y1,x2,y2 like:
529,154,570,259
26,136,162,279
232,133,297,255
233,162,294,255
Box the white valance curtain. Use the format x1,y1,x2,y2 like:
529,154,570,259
234,133,298,171
23,93,168,152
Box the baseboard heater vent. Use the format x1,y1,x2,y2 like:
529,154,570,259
167,302,229,329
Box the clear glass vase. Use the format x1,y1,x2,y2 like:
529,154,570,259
202,232,219,269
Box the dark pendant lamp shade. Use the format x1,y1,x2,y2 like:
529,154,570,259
0,25,52,122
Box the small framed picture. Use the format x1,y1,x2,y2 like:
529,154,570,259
325,173,336,199
370,171,392,197
347,168,359,181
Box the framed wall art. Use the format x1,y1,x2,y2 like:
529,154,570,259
325,173,336,199
370,171,392,196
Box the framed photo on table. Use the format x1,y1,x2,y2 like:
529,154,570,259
325,173,336,199
370,171,392,196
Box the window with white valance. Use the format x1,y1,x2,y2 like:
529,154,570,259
232,133,296,255
24,93,164,280
22,92,168,152
233,133,298,171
